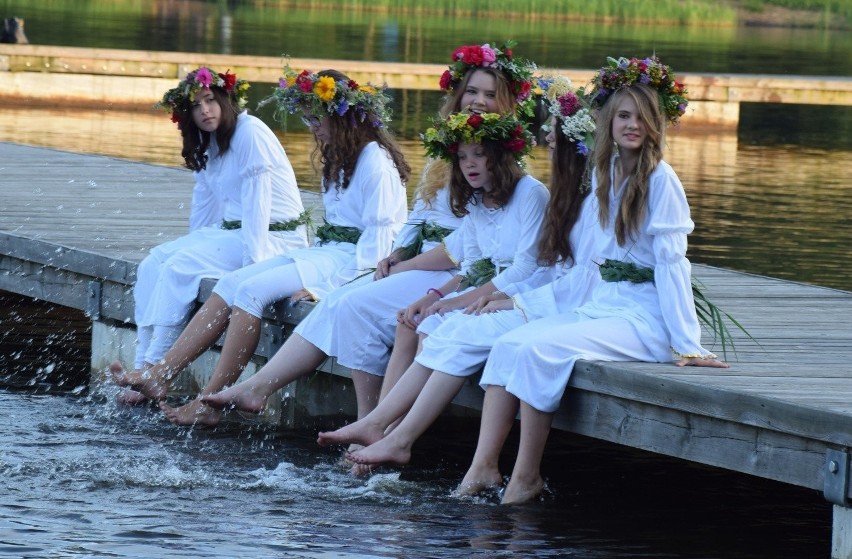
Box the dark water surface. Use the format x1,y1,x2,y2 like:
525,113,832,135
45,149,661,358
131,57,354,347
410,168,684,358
0,388,832,558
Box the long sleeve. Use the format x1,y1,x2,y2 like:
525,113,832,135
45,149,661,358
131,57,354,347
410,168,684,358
188,171,221,232
647,165,713,357
490,177,549,291
351,146,408,274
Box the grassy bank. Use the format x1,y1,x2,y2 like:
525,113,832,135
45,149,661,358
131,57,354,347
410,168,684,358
246,0,850,28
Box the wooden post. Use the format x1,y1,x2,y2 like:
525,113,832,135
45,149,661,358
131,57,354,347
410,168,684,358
833,505,852,558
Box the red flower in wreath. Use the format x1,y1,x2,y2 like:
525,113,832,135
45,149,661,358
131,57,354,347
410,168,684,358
439,70,452,90
453,45,484,66
467,113,484,127
219,70,237,91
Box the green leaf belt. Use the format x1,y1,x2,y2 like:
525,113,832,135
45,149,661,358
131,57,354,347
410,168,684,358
598,259,654,283
315,221,362,245
221,210,312,232
597,258,756,359
459,257,502,289
396,221,456,262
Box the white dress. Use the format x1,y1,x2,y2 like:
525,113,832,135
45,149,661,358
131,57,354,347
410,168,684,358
133,112,306,368
295,185,464,377
212,140,408,317
415,174,549,337
483,158,716,413
415,194,600,377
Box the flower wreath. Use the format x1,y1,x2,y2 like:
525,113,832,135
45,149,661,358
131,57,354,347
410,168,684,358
439,40,536,108
421,111,535,163
537,75,596,156
155,66,250,126
262,67,393,128
586,56,688,125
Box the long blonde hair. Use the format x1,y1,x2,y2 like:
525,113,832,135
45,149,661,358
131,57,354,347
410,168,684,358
415,67,516,210
594,84,665,246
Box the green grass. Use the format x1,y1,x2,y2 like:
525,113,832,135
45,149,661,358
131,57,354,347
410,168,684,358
249,0,739,26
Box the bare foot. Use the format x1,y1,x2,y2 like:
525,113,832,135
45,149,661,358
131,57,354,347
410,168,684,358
159,399,223,427
109,360,168,400
200,384,267,413
115,389,148,406
316,419,386,448
501,475,545,505
345,436,411,466
454,466,503,497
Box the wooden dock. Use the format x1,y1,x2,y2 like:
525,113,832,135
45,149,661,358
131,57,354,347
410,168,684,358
3,44,852,127
3,142,852,556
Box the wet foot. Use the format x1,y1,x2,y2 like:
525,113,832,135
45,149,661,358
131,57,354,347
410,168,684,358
453,466,503,497
345,436,411,467
501,475,545,505
316,419,385,449
115,389,148,406
109,360,168,400
200,384,266,413
159,399,222,427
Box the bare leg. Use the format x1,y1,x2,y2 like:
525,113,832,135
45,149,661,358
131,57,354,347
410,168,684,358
351,370,383,420
456,386,518,496
378,323,420,401
316,361,432,448
346,371,466,466
346,370,384,476
502,401,553,505
201,332,327,412
111,295,231,400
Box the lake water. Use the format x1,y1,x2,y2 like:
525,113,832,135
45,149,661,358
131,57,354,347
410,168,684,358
1,1,851,557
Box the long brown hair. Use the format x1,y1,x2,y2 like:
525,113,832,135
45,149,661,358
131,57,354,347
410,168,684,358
314,69,411,191
421,67,517,215
179,87,241,172
537,123,590,266
594,83,665,246
448,139,525,215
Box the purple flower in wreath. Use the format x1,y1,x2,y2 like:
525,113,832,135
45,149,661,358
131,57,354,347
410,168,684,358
336,98,349,116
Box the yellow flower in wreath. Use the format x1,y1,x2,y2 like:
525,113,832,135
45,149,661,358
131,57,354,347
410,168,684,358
314,76,337,102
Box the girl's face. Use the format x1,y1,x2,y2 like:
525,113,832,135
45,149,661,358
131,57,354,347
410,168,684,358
302,110,331,144
545,117,557,160
611,94,646,154
191,88,222,132
460,70,498,114
457,143,493,192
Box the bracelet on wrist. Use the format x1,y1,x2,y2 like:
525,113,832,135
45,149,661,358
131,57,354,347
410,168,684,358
426,287,444,299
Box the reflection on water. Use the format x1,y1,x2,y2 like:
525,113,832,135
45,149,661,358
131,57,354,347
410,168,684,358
2,105,850,291
0,389,830,558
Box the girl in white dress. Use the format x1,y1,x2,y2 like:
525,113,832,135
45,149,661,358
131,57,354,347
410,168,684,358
467,58,730,505
315,78,599,466
194,44,537,431
112,69,409,422
121,67,308,404
203,111,543,419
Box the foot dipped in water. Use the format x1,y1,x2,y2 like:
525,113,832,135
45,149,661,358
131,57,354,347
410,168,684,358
200,383,267,413
500,473,545,505
344,435,412,467
109,361,168,402
336,444,373,477
159,399,222,427
453,465,503,498
316,418,386,449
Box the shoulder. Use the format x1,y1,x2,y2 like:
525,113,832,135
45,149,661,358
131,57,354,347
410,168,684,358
649,160,682,187
513,174,549,202
232,112,275,143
